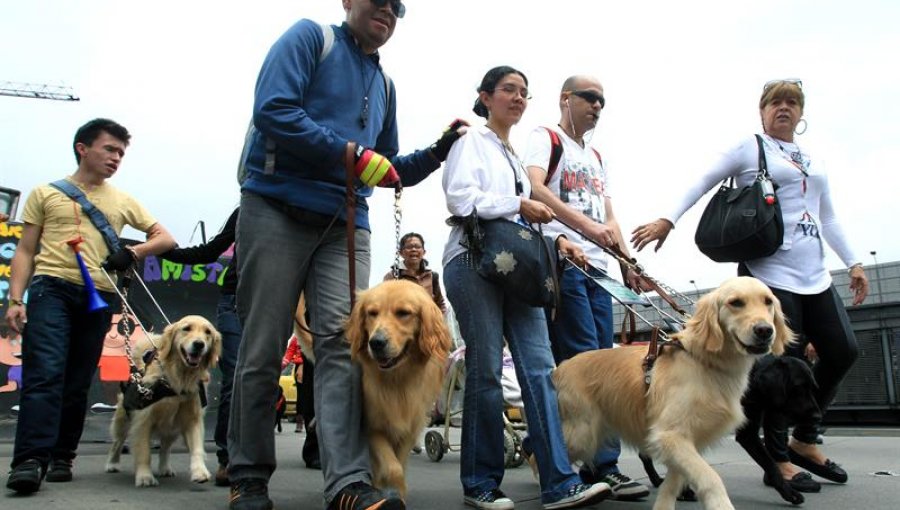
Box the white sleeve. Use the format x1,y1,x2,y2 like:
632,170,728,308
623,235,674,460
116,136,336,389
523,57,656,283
817,172,860,267
662,136,754,224
443,132,521,220
523,127,552,174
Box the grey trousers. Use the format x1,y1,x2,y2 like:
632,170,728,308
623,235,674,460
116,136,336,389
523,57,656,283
228,192,372,504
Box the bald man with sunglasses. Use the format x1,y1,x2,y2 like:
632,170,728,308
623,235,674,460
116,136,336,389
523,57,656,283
523,75,650,502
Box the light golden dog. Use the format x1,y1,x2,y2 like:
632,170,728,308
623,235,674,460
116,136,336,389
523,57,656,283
554,276,793,510
346,279,452,499
105,315,221,487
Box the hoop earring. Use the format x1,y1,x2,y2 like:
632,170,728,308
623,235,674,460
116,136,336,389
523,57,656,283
795,118,808,135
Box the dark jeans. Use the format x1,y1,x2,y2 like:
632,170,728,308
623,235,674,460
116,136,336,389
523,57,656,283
12,275,114,468
215,293,242,466
739,264,859,461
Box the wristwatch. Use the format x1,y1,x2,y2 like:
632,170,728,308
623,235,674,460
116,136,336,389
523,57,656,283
9,298,25,307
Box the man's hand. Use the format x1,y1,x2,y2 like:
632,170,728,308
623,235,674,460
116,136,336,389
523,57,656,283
102,247,136,272
584,222,618,248
354,144,399,188
5,305,26,334
429,119,469,162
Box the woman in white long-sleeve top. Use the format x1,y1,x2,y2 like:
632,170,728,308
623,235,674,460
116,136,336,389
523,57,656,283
631,79,869,491
441,65,610,510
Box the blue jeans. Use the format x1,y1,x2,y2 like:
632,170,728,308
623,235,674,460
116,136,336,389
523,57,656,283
12,275,114,468
228,193,371,503
214,292,241,466
548,265,621,477
445,254,582,504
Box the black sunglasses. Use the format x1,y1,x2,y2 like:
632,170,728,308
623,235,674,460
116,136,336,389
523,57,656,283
571,90,605,108
372,0,406,18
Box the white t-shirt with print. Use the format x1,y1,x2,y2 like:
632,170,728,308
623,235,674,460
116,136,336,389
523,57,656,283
524,126,610,268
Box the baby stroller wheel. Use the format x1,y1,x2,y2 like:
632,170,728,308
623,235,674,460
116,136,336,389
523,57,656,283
503,429,524,468
425,430,445,462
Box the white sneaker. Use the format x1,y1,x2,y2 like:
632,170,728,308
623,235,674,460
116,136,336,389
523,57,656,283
543,482,611,510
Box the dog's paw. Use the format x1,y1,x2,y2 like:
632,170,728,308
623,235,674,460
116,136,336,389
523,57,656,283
777,486,805,506
105,461,120,473
158,466,176,478
190,466,211,484
135,472,159,487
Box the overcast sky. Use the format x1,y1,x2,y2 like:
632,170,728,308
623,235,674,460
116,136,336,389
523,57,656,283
2,0,898,294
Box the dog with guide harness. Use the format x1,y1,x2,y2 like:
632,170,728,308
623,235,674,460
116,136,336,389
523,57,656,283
105,315,221,487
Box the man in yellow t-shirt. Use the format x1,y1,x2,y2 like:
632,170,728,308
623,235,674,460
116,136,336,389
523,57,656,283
4,118,176,494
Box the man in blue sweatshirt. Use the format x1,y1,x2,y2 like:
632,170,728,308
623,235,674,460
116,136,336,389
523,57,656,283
227,2,463,510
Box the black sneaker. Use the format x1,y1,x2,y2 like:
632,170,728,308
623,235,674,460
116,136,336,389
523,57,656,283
464,488,514,510
45,459,73,483
6,459,45,494
543,482,611,510
328,481,405,510
229,478,273,510
599,472,650,500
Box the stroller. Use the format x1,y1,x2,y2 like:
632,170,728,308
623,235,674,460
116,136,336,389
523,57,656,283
424,312,527,469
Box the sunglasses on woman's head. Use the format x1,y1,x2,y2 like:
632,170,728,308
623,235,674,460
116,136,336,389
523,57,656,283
570,90,605,108
763,78,802,92
372,0,405,18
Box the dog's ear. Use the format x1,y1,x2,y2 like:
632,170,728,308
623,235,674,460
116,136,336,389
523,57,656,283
688,288,725,352
344,290,369,358
207,322,223,369
770,294,795,356
158,320,179,362
417,299,453,359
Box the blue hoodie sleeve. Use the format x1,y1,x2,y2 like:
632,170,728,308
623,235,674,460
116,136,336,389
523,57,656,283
252,20,349,167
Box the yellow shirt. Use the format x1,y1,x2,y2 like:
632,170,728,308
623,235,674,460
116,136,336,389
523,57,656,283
22,177,157,292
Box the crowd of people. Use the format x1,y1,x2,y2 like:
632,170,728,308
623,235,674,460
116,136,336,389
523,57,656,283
3,1,870,510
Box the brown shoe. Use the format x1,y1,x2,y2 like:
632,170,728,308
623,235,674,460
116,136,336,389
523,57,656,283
215,464,230,487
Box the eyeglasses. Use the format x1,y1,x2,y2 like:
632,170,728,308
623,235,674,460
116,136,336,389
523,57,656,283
402,244,424,251
763,79,802,92
371,0,405,18
495,84,531,100
570,90,605,108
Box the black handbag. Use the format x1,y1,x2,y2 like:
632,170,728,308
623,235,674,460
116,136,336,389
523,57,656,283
695,135,784,263
454,212,561,308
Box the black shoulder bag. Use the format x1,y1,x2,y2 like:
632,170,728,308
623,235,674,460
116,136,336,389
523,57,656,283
450,142,561,309
694,135,784,263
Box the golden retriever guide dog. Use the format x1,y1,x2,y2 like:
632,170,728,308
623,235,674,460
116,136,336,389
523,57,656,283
554,276,793,510
105,315,221,487
346,280,452,499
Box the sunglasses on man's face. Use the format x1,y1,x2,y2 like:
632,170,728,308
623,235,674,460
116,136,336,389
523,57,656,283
570,89,605,109
763,78,802,92
372,0,406,18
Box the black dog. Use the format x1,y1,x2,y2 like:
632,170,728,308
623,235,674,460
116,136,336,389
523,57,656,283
639,355,820,505
735,354,820,505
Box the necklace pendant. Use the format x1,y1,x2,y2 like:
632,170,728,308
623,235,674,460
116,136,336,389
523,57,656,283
360,96,369,128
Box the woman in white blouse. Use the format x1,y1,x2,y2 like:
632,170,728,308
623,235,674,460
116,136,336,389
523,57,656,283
442,66,608,510
631,79,869,491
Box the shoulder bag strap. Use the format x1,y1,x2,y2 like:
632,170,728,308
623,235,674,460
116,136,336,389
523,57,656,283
754,134,770,179
49,179,120,254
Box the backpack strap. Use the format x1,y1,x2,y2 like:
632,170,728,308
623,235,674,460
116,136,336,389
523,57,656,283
237,23,340,184
48,179,120,254
543,127,564,185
